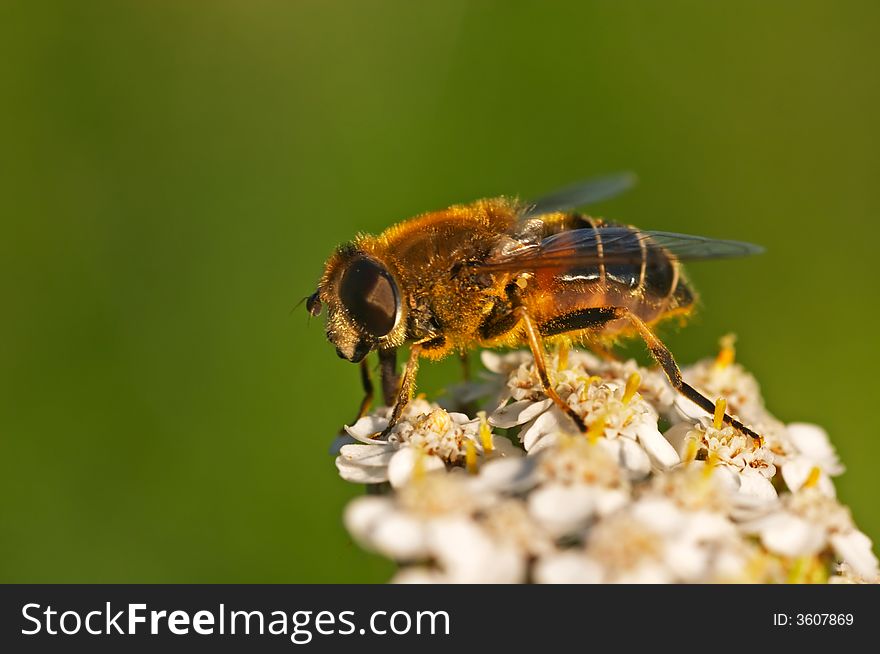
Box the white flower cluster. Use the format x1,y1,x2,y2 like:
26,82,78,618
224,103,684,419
332,338,879,584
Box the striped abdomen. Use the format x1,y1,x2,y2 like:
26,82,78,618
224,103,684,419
526,216,695,331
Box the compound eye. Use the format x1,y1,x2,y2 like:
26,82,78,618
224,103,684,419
339,257,399,337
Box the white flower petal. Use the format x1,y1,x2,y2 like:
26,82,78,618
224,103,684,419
664,422,695,454
782,456,836,497
594,488,630,516
786,422,844,475
338,443,394,466
664,540,710,581
369,512,429,560
480,350,509,373
472,457,534,494
758,512,825,558
344,414,389,440
631,498,684,535
780,456,812,493
334,463,389,484
614,564,673,584
682,511,737,542
480,349,533,373
728,487,779,521
534,552,603,584
683,460,741,495
520,408,565,451
673,393,706,422
490,399,553,428
598,437,651,479
636,420,680,470
528,484,597,538
488,434,525,458
737,468,778,501
343,496,394,542
830,531,880,580
815,473,836,498
335,444,397,485
714,548,751,581
387,448,446,488
529,431,562,454
428,517,525,583
391,567,446,584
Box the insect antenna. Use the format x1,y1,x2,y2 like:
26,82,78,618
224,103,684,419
291,292,322,324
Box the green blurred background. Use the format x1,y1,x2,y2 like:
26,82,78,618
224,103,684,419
1,1,878,582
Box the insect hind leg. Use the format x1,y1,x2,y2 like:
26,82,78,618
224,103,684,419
535,305,762,444
607,307,763,444
538,306,620,337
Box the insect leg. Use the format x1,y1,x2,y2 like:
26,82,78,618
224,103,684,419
610,308,762,444
514,306,588,432
536,306,762,443
459,350,471,382
381,344,422,436
354,359,374,420
378,348,399,407
478,304,520,340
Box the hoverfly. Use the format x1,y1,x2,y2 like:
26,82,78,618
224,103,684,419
307,174,764,442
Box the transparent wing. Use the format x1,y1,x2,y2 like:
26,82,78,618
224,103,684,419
522,172,637,219
477,227,764,272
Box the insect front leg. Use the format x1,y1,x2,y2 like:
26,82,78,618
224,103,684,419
378,348,399,407
539,306,763,445
379,343,422,437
